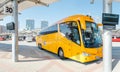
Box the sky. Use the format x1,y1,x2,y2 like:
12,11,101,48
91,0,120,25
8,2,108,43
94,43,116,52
0,0,120,30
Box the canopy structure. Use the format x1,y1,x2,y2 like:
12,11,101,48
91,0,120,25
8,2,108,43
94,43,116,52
113,0,120,1
108,0,120,3
0,0,58,19
0,0,58,62
90,0,120,4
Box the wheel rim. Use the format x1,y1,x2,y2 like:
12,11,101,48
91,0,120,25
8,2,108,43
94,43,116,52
59,49,63,57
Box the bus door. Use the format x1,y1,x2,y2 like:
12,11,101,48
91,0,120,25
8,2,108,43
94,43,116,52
68,22,82,60
59,22,73,57
59,21,81,58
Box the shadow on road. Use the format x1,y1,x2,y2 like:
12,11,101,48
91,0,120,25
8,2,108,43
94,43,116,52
0,42,59,62
0,42,12,52
112,46,120,71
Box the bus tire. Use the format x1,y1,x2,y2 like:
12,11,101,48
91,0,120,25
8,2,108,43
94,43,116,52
58,48,64,59
38,44,43,50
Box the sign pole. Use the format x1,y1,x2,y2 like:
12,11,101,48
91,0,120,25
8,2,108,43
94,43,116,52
103,30,112,72
12,0,19,62
103,0,112,72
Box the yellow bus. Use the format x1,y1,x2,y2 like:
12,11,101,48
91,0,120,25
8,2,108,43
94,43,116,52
36,15,102,63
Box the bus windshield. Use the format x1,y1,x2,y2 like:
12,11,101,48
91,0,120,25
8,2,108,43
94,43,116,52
82,22,102,48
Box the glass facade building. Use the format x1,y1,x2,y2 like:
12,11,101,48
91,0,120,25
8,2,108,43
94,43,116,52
26,19,35,30
41,21,48,29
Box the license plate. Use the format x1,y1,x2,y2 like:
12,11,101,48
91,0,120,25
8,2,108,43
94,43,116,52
96,56,100,59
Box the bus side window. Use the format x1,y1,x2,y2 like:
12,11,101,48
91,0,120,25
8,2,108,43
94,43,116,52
60,23,72,39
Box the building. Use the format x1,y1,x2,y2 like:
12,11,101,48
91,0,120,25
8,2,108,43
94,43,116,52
26,19,35,30
0,25,8,33
41,21,48,29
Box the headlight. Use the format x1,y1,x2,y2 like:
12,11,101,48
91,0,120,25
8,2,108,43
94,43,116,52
82,52,90,56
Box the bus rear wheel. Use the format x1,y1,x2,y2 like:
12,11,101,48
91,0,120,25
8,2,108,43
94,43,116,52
58,48,64,59
38,44,43,50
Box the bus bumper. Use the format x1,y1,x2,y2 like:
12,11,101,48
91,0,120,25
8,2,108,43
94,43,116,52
79,54,102,63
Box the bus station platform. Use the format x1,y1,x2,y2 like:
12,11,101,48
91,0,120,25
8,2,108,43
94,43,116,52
0,41,120,72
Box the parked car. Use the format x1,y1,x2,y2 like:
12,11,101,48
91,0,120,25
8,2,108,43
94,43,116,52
26,35,33,42
18,36,26,41
0,37,5,41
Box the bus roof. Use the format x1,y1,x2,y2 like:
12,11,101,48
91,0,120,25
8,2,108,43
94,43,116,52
57,14,94,24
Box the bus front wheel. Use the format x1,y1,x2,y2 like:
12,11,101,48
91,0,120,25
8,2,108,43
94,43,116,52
58,48,64,59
